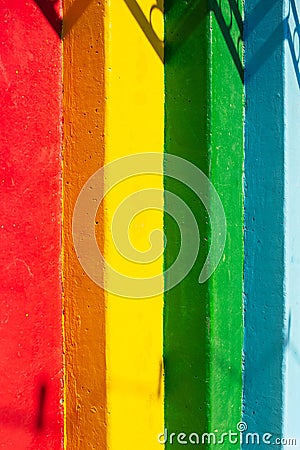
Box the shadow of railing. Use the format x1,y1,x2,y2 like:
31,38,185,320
34,0,244,80
246,0,300,88
210,0,244,81
124,0,164,62
286,0,300,88
32,0,300,89
124,0,244,80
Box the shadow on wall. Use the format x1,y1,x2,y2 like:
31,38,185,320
32,0,300,86
33,0,62,37
124,0,244,79
286,0,300,88
31,0,300,381
33,0,94,39
124,0,164,62
245,0,300,88
33,0,243,78
209,0,244,81
0,377,49,433
125,0,300,87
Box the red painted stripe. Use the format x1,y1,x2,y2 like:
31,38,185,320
0,1,63,448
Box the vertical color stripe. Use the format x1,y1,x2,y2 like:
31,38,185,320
0,0,63,448
164,1,210,445
284,0,300,445
243,0,285,443
63,1,107,448
209,0,244,439
105,1,164,449
164,1,244,447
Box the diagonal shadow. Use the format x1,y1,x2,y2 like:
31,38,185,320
34,0,299,88
34,0,243,80
245,0,278,37
125,0,244,81
62,0,94,38
246,21,284,80
33,0,62,37
164,0,207,58
228,0,243,35
124,0,164,62
33,0,94,40
126,0,298,86
246,0,300,88
286,0,300,89
210,0,244,82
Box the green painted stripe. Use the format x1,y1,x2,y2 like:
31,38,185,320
164,1,210,446
163,1,244,448
209,0,244,438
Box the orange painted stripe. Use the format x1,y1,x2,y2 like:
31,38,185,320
62,1,106,448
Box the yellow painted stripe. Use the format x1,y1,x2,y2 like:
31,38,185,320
63,1,107,448
104,1,164,449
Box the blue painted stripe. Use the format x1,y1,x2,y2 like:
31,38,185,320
243,0,286,445
283,0,300,446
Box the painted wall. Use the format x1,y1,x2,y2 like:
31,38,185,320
1,1,300,449
63,0,107,448
164,1,243,448
104,1,164,450
284,0,300,446
243,0,287,445
244,2,300,447
0,1,63,448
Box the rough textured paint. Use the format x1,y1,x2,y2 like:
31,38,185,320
0,0,63,448
284,0,300,446
62,1,107,448
164,2,210,444
105,1,164,449
164,1,243,448
243,0,285,444
209,0,244,439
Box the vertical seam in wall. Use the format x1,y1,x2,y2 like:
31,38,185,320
207,9,213,430
61,15,66,449
241,0,246,437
